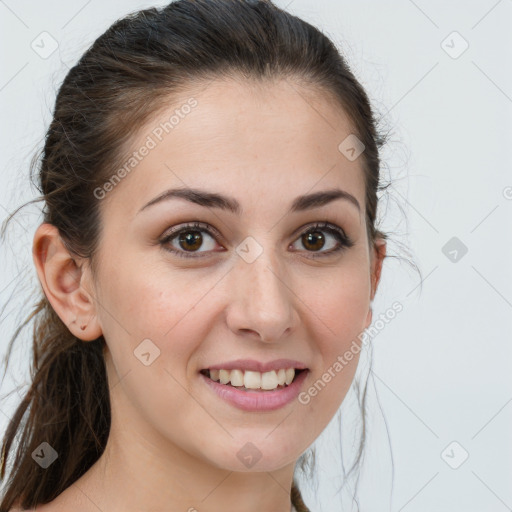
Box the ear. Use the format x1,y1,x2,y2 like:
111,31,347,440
32,223,103,341
365,237,386,329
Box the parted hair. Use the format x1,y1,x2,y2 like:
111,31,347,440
0,1,396,510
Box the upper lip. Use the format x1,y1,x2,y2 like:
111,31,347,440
202,359,308,373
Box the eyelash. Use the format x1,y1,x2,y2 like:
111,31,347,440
159,221,354,259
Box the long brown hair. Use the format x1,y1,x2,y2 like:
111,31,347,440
0,1,416,510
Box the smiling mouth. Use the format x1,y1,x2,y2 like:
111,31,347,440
200,368,306,392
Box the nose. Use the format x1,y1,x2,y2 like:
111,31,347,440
225,245,299,344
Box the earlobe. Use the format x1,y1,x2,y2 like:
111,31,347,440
365,306,373,329
370,238,386,301
32,223,103,341
365,241,385,330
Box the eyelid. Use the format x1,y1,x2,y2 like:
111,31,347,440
291,220,347,238
161,221,225,244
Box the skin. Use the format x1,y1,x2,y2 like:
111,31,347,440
30,77,385,512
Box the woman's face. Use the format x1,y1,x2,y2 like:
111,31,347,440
88,78,384,472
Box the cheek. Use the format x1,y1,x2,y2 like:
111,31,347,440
98,261,219,379
97,264,212,434
298,266,369,410
100,255,196,333
300,264,371,345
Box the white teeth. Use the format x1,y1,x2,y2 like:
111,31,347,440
261,370,278,390
206,367,298,390
244,371,261,389
230,369,244,387
219,369,230,384
285,368,295,385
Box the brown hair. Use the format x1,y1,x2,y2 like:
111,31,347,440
0,1,418,510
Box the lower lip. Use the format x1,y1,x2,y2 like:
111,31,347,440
199,370,309,412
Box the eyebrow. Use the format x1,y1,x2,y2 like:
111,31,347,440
138,187,361,215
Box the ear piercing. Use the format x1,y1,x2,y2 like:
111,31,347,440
74,317,88,331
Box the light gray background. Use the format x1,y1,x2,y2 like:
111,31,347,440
1,1,511,511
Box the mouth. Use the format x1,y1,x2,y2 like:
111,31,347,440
199,368,307,392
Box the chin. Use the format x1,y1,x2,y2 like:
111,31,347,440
197,434,304,473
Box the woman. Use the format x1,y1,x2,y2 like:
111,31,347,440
0,1,393,510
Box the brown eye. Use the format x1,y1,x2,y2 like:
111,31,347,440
177,231,204,251
160,221,353,260
291,222,354,257
302,231,326,251
160,222,220,258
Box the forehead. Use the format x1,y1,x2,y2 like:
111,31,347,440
102,77,366,222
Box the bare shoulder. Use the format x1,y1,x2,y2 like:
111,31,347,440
9,502,62,512
33,502,66,512
8,478,96,511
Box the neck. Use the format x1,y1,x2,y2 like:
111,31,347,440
77,435,295,512
58,386,296,512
